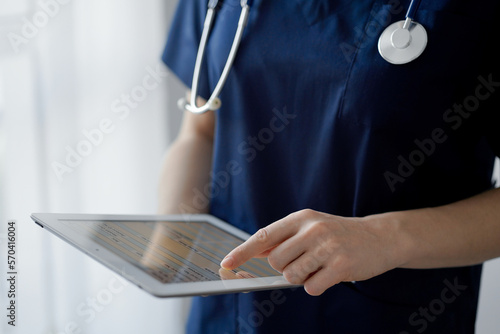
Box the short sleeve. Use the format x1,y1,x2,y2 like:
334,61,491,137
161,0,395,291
484,41,500,158
486,102,500,157
162,0,211,99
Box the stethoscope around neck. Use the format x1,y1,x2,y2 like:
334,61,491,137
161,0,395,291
178,0,427,114
178,0,253,114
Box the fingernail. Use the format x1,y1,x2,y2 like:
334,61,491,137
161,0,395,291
221,256,234,269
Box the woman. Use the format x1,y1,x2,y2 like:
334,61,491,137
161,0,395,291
159,0,500,333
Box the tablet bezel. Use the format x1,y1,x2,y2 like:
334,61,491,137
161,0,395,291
30,213,298,297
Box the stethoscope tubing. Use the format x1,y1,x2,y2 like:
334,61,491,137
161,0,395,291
184,0,251,114
181,0,427,113
406,0,422,20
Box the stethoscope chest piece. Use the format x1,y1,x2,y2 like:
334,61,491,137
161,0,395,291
378,19,427,65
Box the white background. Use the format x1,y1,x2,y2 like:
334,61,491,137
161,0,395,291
0,0,499,333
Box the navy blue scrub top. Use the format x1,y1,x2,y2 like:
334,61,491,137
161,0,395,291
163,0,500,333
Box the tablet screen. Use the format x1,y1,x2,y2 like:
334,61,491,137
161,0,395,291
61,220,279,284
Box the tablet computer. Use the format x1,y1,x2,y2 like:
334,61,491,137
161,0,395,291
30,213,298,297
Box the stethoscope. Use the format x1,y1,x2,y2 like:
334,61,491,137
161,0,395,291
178,0,427,113
378,0,427,65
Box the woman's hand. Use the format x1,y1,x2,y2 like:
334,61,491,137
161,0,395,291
221,209,407,296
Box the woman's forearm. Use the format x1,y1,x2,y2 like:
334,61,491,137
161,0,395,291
383,187,500,269
158,134,213,214
221,186,500,295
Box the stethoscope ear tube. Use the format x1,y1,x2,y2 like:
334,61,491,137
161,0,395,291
208,0,220,9
180,1,251,113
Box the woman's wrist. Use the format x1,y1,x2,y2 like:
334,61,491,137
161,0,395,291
363,209,424,270
365,204,487,270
